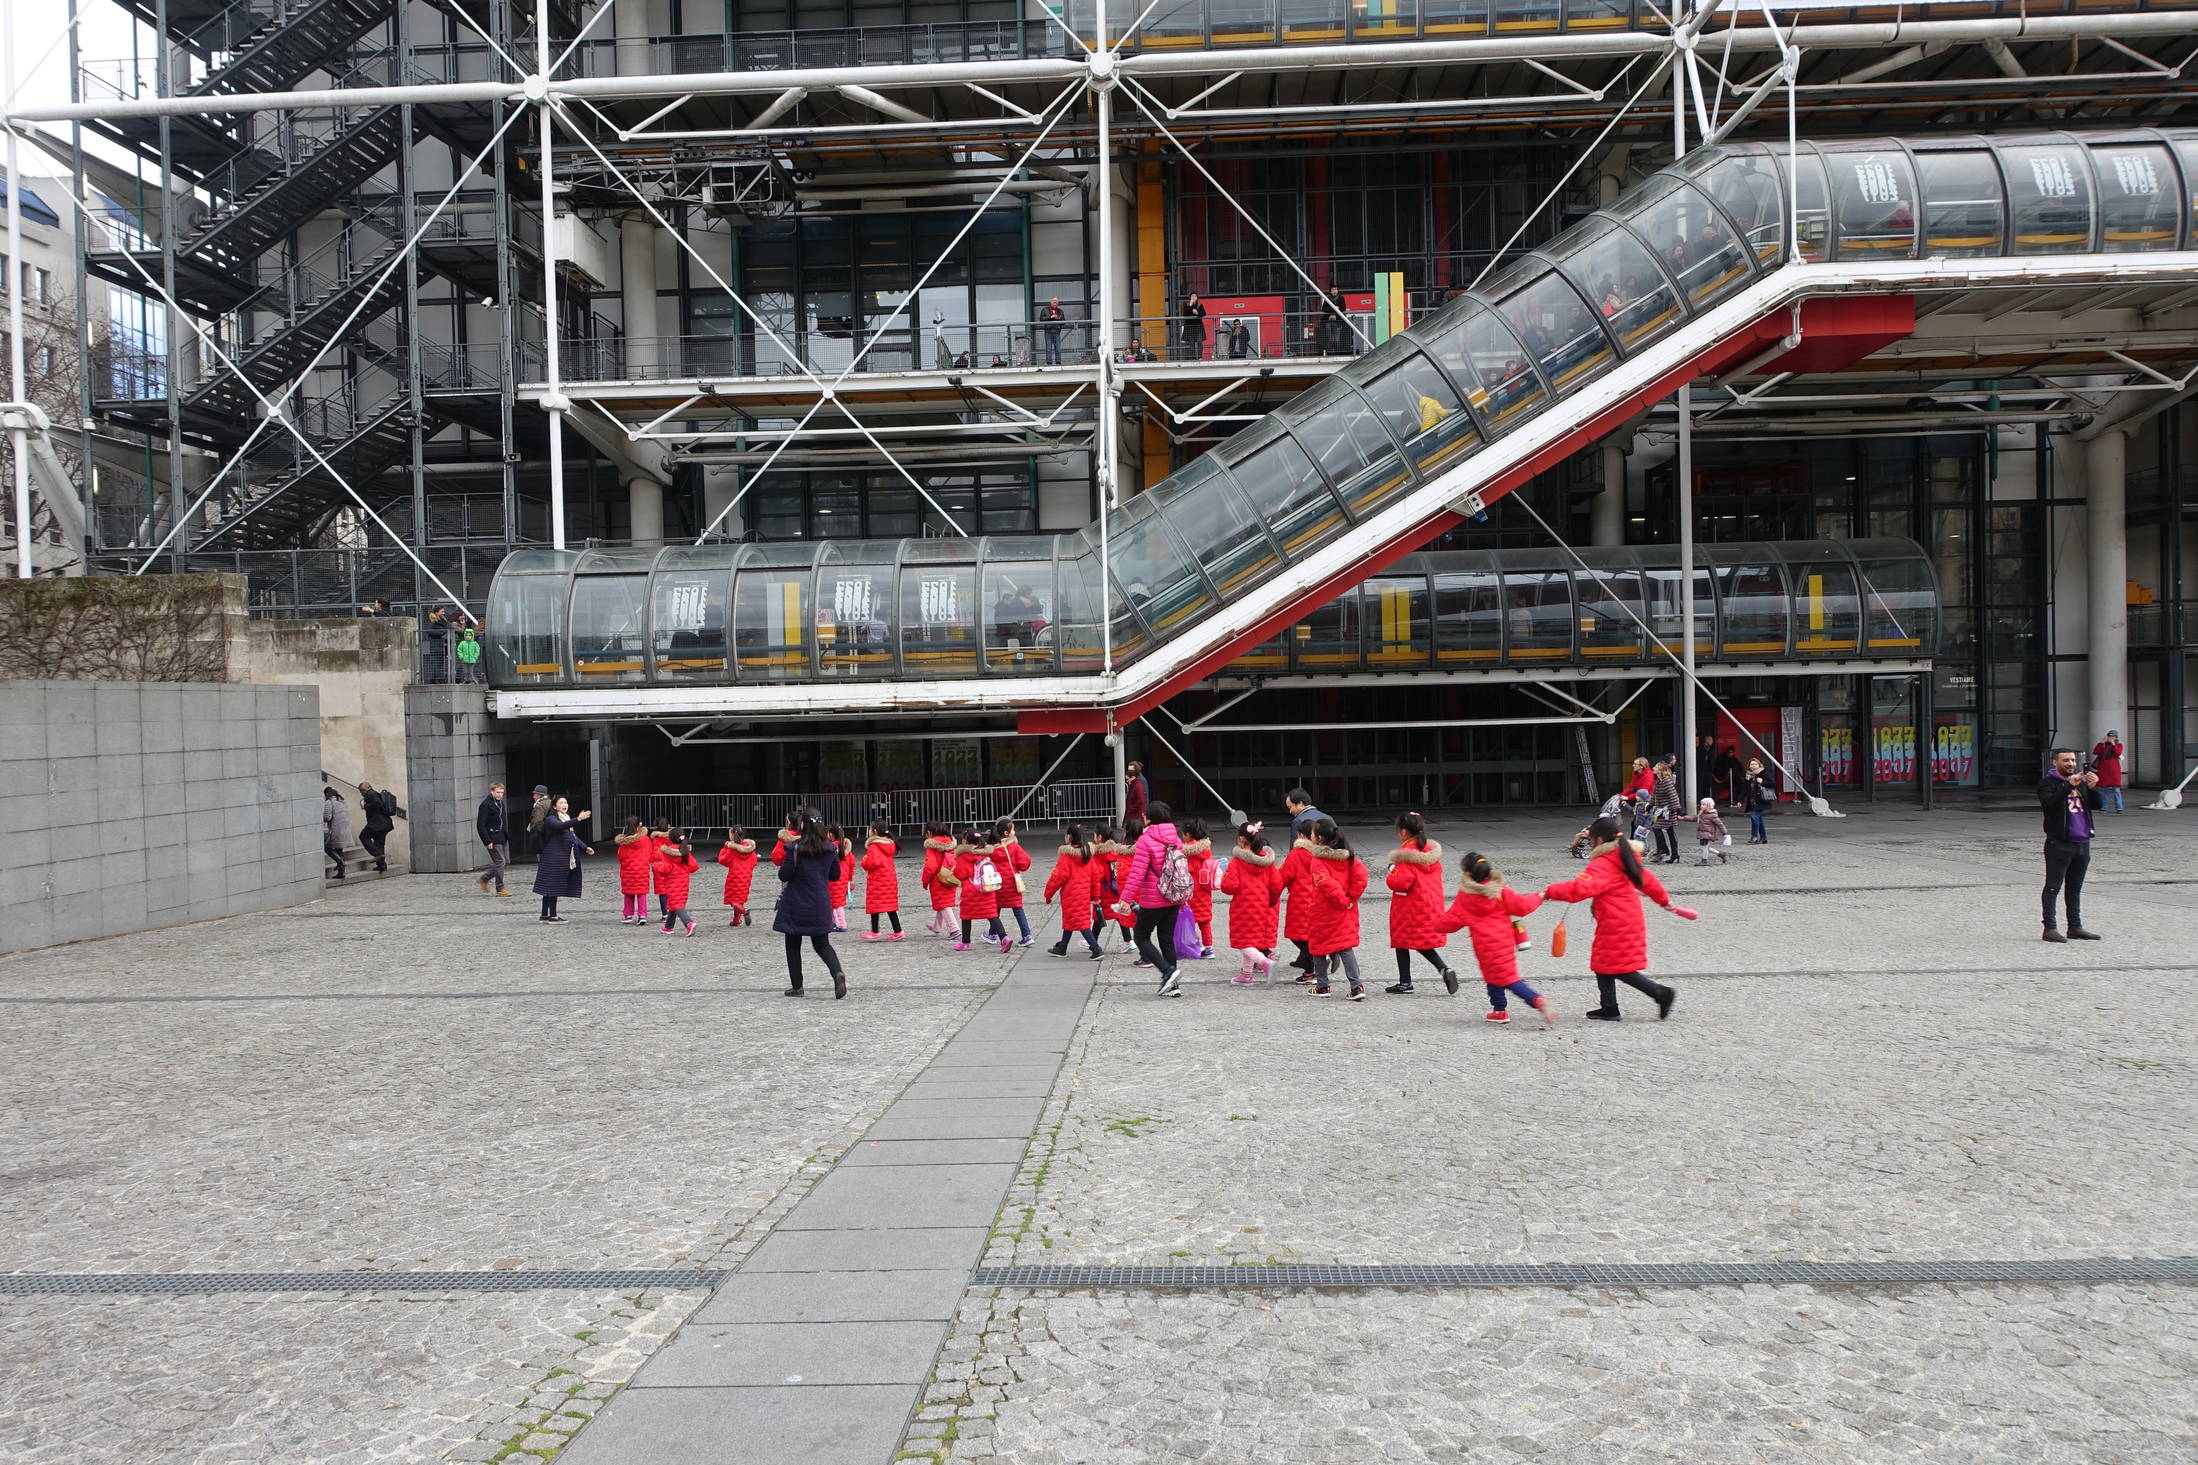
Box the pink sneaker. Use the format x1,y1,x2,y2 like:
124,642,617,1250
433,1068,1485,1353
952,941,972,951
1532,995,1557,1026
861,932,882,942
1484,1010,1510,1024
684,924,697,937
1230,970,1257,985
888,931,906,942
998,938,1014,954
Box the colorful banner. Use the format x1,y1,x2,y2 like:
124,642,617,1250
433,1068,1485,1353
1820,725,1855,786
1873,720,1917,786
1932,719,1979,787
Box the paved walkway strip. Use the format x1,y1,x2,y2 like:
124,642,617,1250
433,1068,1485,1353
0,1270,720,1295
968,1259,2198,1289
557,953,1096,1465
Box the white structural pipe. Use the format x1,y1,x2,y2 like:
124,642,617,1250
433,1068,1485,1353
537,2,567,552
4,0,26,578
15,12,2198,123
1094,48,1116,676
2085,428,2129,752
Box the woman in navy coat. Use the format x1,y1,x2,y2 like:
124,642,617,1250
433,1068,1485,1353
776,809,849,998
532,796,594,922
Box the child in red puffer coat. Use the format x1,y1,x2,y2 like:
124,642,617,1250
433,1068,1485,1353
1382,811,1458,995
1302,818,1370,1000
823,823,856,931
1042,823,1100,959
1539,814,1697,1021
991,818,1035,947
1219,821,1281,983
652,832,700,936
950,825,1009,953
919,822,958,935
860,822,902,940
716,826,759,926
1440,850,1551,1025
1179,816,1217,958
614,816,655,926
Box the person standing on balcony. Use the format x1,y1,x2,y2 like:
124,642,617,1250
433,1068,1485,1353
1040,295,1066,366
1179,292,1207,360
2090,731,2125,813
422,606,451,684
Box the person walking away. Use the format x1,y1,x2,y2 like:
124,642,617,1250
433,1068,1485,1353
777,810,849,997
644,821,676,922
1043,823,1102,959
1105,821,1139,948
1650,755,1683,863
532,796,593,922
1439,851,1554,1025
861,821,903,940
2039,748,2104,942
654,832,700,936
474,780,512,895
1744,759,1774,844
991,817,1036,946
614,815,655,925
2091,731,2125,813
717,826,759,925
824,822,856,932
1693,798,1732,865
526,785,551,860
1712,743,1743,808
1121,801,1193,996
357,780,401,873
1539,815,1696,1020
1383,811,1458,994
1302,818,1370,999
1178,816,1217,957
951,825,1010,953
1088,824,1127,950
455,627,485,684
322,786,352,880
1040,294,1066,366
1220,822,1282,983
1179,292,1207,359
919,821,959,935
1278,787,1329,977
1123,761,1149,825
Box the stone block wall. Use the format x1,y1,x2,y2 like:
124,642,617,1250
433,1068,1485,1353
0,679,323,955
404,684,508,874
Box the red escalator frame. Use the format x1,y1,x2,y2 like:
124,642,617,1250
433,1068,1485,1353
1018,295,1915,735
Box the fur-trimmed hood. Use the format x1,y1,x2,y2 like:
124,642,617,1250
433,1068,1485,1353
722,838,756,854
865,834,896,849
1233,845,1280,867
1458,874,1505,898
1388,841,1443,866
1056,843,1092,860
1292,836,1318,853
1180,838,1212,857
1310,844,1355,862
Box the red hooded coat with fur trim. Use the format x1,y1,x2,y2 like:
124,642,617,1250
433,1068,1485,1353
1278,839,1319,942
1540,842,1672,974
951,847,1000,921
991,838,1033,909
1219,846,1282,949
920,834,958,911
861,836,900,913
650,848,699,908
1180,839,1216,923
1302,848,1369,956
1382,841,1448,950
716,839,759,905
1439,878,1544,986
1042,846,1094,931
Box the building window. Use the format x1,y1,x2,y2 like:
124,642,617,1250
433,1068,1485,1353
748,467,1036,540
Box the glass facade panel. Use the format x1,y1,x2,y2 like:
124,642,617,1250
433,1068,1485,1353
650,567,729,680
570,575,648,681
1431,565,1503,661
898,546,979,676
1221,423,1347,556
1290,591,1361,668
1153,455,1280,600
1052,538,1106,673
1500,569,1574,658
981,546,1054,674
733,552,814,680
1549,219,1684,353
1715,560,1790,656
1573,568,1644,658
816,548,897,678
1411,303,1547,434
1791,559,1860,655
1616,176,1753,310
1363,575,1431,667
1641,562,1713,657
1104,497,1214,640
2090,141,2181,251
1914,148,2005,257
1685,147,1787,265
1492,264,1614,391
1824,146,1918,259
1858,543,1939,655
1285,378,1413,517
2001,142,2095,255
1353,347,1481,478
492,571,567,684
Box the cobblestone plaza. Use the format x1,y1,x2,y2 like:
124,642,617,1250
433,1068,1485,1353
3,807,2194,1464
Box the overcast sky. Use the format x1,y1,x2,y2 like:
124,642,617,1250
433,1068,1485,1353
9,4,159,174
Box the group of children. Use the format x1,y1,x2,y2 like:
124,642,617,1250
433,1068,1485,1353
602,804,1698,1026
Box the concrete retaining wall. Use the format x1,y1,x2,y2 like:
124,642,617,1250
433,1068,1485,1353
241,616,417,868
0,679,324,955
403,684,508,874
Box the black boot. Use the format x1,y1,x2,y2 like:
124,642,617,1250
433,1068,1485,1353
1586,974,1622,1020
832,970,848,999
1440,967,1461,996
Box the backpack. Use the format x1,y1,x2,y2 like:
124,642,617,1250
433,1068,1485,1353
1157,841,1193,904
974,859,1003,893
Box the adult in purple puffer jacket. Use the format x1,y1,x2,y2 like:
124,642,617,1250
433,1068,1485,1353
1120,801,1186,996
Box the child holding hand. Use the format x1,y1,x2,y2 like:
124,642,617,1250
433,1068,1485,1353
716,826,759,925
1043,823,1101,959
861,821,902,939
1219,822,1281,983
1302,818,1370,1000
1440,851,1552,1025
1539,814,1697,1021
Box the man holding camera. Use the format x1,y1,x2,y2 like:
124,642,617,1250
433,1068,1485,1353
2038,748,2104,943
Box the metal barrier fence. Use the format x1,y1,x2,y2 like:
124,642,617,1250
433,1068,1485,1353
613,779,1116,838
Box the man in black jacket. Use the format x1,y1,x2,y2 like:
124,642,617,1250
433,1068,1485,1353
475,781,512,896
2038,748,2104,943
358,781,402,874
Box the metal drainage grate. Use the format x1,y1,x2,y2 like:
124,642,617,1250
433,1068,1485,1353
0,1269,723,1297
970,1259,2198,1289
